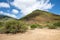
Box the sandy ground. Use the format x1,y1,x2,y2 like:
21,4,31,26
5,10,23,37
0,29,60,40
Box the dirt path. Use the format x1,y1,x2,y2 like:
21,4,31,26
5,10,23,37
0,29,60,40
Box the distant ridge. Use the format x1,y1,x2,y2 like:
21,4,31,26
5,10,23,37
0,15,16,21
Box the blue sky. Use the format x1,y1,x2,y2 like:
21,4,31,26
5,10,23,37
50,0,60,15
0,0,60,19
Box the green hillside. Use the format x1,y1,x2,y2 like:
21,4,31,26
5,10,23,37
0,15,17,22
21,10,60,23
0,10,60,34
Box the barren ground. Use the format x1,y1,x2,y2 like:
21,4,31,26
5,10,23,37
0,29,60,40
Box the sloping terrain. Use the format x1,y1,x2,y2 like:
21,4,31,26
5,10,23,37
0,15,15,21
0,10,60,22
21,10,60,24
0,10,60,32
0,10,60,40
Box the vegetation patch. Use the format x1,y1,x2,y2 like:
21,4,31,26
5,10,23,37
30,24,43,29
53,22,60,27
0,20,28,34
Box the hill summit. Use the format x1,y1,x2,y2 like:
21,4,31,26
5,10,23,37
0,10,60,33
21,10,60,23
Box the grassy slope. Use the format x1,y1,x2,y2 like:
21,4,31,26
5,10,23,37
0,10,60,24
0,15,17,22
20,10,60,24
0,10,60,33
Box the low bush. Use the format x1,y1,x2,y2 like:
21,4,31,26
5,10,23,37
53,22,60,27
47,24,57,29
0,20,28,34
0,26,6,34
30,24,37,29
30,24,42,29
18,25,28,33
0,22,4,26
0,22,6,33
48,26,57,29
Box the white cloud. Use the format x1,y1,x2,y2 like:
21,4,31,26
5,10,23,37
12,9,19,14
4,13,17,18
0,0,54,19
0,11,17,19
0,11,4,14
11,0,54,15
0,2,10,8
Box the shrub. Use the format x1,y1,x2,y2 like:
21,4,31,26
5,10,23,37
48,26,57,29
53,22,60,27
0,22,3,26
30,24,37,29
0,26,6,34
30,24,42,29
37,25,43,28
18,25,28,33
0,20,28,34
0,22,6,33
47,24,57,29
4,20,18,33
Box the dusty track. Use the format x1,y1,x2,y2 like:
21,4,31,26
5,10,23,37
0,29,60,40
